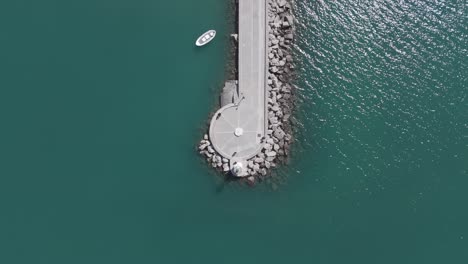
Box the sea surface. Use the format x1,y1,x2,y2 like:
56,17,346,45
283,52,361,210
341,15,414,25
0,0,466,263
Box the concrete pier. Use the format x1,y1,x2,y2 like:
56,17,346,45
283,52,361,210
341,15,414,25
209,0,267,176
199,0,295,180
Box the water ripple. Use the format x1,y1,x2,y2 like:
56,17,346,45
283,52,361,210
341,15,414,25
291,0,467,192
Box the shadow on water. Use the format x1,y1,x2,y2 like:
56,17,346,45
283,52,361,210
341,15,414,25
214,173,246,193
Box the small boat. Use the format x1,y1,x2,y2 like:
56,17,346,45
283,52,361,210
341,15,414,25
195,30,216,46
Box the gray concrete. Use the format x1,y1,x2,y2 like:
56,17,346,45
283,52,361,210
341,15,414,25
209,0,267,169
220,80,238,107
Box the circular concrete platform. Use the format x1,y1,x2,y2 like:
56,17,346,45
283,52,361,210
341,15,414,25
209,103,264,160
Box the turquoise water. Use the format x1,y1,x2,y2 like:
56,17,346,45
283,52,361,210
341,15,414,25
0,0,466,263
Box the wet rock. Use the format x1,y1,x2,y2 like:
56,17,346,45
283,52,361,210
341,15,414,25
247,176,256,184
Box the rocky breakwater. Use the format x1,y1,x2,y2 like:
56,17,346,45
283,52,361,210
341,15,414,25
198,0,295,185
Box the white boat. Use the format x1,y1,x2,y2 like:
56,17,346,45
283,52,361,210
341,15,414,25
195,30,216,46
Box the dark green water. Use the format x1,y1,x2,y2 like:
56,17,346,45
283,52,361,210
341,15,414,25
0,0,466,263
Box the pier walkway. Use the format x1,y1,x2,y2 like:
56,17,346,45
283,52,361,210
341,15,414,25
209,0,267,175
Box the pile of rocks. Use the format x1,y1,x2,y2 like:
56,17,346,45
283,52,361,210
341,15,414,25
243,0,295,181
198,0,295,183
198,134,231,172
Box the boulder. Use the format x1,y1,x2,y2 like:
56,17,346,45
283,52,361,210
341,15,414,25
254,157,264,163
274,129,285,140
207,146,215,154
198,143,208,151
285,15,294,25
277,0,287,7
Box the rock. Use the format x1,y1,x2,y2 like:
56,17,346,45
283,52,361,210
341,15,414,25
198,144,208,151
248,160,254,168
278,140,285,148
285,15,294,25
222,158,229,163
266,151,277,157
277,0,287,7
207,146,215,154
274,144,280,151
223,164,230,172
231,33,238,42
253,164,260,172
269,116,278,124
254,157,264,163
260,168,267,176
272,182,278,191
204,134,208,140
265,161,271,169
274,129,285,140
247,176,255,184
278,49,284,57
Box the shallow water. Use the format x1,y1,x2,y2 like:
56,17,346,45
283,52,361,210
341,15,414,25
0,0,466,263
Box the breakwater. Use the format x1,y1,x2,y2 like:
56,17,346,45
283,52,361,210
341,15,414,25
198,0,295,184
